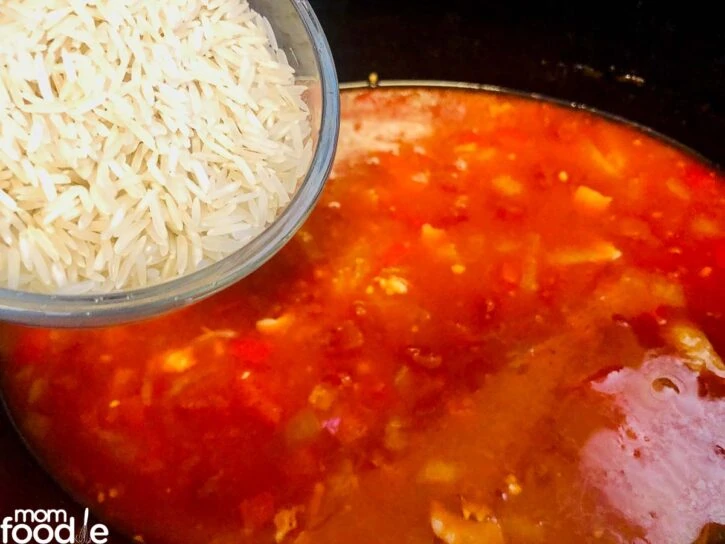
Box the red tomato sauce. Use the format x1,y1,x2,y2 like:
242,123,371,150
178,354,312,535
1,88,725,544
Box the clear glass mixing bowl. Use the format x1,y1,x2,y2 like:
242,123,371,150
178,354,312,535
0,0,339,328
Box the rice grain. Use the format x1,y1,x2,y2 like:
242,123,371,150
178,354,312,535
0,0,312,293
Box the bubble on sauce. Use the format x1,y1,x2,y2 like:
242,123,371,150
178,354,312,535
651,376,681,394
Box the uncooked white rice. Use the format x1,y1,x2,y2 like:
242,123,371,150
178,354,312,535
0,0,313,294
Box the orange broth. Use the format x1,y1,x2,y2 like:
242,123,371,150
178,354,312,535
1,88,725,544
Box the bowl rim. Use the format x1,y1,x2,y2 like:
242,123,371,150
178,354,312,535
0,0,340,328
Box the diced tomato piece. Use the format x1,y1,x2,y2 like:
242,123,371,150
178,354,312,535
13,330,51,363
501,261,521,285
698,369,725,400
282,447,320,478
230,338,271,366
393,207,427,229
411,376,447,414
495,205,525,222
237,380,282,425
361,380,393,410
327,321,364,353
240,491,276,531
379,242,411,267
337,412,369,445
684,163,715,189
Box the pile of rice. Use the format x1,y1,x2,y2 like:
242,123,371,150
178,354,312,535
0,0,313,294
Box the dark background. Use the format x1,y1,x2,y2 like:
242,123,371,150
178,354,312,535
1,0,724,538
312,0,725,165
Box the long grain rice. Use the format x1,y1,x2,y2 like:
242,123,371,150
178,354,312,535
0,0,313,294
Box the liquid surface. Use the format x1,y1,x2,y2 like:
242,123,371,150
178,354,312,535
2,88,725,544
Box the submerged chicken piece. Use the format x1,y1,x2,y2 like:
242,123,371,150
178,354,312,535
573,185,612,213
430,501,504,544
664,321,725,373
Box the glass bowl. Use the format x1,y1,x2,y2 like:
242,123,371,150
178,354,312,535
0,0,339,328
